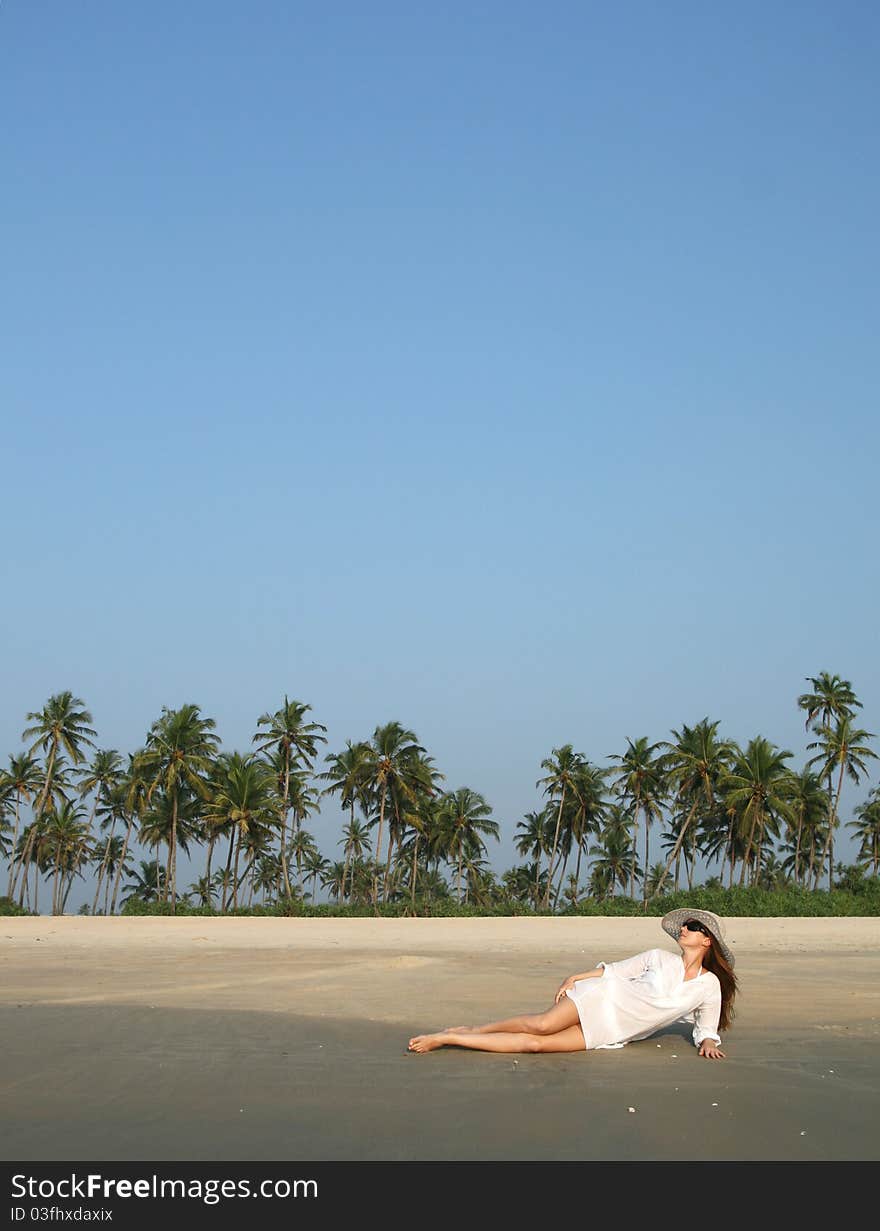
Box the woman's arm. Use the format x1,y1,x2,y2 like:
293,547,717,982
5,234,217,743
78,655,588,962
693,978,724,1059
554,967,604,1003
555,949,657,1003
698,1040,725,1059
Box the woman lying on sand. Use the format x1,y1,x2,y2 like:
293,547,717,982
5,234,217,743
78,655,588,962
408,909,737,1059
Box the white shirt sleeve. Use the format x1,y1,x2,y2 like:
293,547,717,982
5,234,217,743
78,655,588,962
597,949,655,981
690,976,722,1047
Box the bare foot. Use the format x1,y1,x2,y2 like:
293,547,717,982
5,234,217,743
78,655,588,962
408,1034,447,1053
442,1025,473,1034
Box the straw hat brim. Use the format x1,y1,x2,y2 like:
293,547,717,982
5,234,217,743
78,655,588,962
661,908,735,968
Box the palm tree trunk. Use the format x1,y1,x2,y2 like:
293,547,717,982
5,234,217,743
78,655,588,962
52,844,63,915
410,835,419,907
103,858,115,915
169,790,179,911
92,820,117,914
794,818,803,886
572,842,583,907
381,826,397,903
34,743,58,824
341,801,355,903
221,828,236,912
111,814,136,916
61,859,79,912
232,829,242,910
341,849,351,904
739,804,762,886
817,761,846,892
6,793,22,898
552,852,570,911
205,833,216,909
372,785,387,908
649,800,698,901
280,754,292,899
544,789,566,909
14,829,36,906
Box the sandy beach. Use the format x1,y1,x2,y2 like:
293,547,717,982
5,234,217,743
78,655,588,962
2,916,878,1162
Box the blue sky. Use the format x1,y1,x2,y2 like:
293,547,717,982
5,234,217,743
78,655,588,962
2,2,878,904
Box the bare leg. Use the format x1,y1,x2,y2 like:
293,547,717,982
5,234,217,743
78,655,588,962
410,998,583,1054
464,997,579,1035
408,1025,586,1054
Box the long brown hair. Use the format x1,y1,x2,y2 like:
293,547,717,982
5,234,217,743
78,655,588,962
703,935,738,1033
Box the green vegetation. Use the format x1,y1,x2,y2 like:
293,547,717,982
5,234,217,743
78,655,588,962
3,673,879,917
0,895,33,917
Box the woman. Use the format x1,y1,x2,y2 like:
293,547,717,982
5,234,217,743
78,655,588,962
407,909,737,1060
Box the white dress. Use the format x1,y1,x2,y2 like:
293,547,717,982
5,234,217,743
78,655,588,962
565,947,723,1050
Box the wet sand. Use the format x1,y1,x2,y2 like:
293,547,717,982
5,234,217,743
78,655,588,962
1,917,878,1161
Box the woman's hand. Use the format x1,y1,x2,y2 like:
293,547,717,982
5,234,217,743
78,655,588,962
698,1041,725,1060
555,976,577,1004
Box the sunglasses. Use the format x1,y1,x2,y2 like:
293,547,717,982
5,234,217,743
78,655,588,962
683,919,710,935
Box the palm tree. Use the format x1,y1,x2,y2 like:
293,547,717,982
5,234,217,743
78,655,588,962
303,849,330,903
757,852,789,891
722,737,795,885
77,749,124,914
0,801,14,875
337,817,372,904
44,800,92,914
436,787,499,904
109,754,150,916
320,740,374,898
94,835,130,914
848,789,880,875
319,741,373,833
286,769,321,865
784,767,828,886
797,673,861,889
798,673,860,730
139,787,201,901
515,808,554,906
397,791,445,907
122,860,167,905
4,753,41,899
203,753,279,911
362,722,427,906
537,745,583,909
321,860,348,904
649,719,735,901
644,860,671,900
14,816,51,912
252,854,281,906
238,825,277,907
807,716,877,890
253,697,327,899
136,704,219,909
287,826,319,899
187,874,217,909
565,763,609,907
12,757,76,908
22,692,97,822
381,751,443,901
588,821,639,900
609,737,665,903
